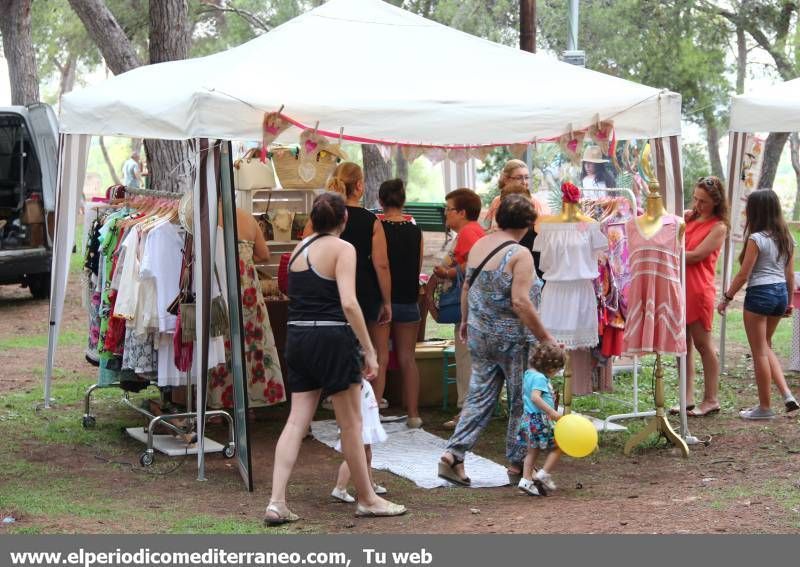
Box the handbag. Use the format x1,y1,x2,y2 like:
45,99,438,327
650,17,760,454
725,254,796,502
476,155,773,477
434,266,464,324
291,213,309,241
233,148,277,190
169,234,230,342
257,192,274,241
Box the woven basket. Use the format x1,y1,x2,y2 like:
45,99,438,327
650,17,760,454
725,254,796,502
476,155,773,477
271,146,338,189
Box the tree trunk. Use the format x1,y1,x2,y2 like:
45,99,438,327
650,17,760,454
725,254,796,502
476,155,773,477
0,0,40,105
736,20,746,94
703,110,725,181
99,136,121,185
146,0,191,193
361,145,391,209
67,0,142,74
758,132,790,190
790,133,800,221
394,147,408,185
57,51,79,106
520,0,536,53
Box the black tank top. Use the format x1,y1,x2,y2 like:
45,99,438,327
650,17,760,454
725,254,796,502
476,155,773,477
287,237,346,322
382,219,421,303
340,206,381,306
520,227,544,280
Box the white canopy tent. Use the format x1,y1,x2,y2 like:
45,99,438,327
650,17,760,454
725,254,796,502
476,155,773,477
47,0,690,477
721,78,800,367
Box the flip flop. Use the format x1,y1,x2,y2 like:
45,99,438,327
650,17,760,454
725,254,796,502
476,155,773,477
687,406,721,417
668,404,695,415
355,502,407,517
437,455,471,486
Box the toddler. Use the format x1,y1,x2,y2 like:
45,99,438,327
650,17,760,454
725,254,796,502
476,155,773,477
331,379,388,502
517,342,566,496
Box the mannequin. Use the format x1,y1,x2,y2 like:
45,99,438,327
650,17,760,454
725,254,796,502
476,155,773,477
623,179,689,457
533,183,608,412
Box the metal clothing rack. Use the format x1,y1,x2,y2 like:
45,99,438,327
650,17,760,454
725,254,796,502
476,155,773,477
79,194,236,466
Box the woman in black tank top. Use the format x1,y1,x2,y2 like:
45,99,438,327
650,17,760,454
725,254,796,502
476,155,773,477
265,193,406,525
327,163,393,413
378,179,423,428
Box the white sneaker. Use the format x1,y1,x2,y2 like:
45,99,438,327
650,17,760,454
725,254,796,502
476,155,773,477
379,398,389,409
331,487,355,503
535,469,557,492
372,482,387,495
517,478,541,496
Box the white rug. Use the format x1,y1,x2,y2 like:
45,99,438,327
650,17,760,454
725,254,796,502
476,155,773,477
310,420,510,489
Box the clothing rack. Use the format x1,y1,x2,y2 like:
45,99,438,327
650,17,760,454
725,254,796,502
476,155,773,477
571,186,654,430
580,186,638,211
80,195,236,466
124,186,183,199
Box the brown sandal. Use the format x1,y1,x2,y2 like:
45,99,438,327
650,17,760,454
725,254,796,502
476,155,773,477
668,404,694,415
437,453,471,486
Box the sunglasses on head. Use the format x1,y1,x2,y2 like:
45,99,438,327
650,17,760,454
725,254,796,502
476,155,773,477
696,177,716,189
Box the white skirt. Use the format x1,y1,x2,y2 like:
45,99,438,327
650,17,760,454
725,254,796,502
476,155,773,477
539,280,598,349
335,379,387,450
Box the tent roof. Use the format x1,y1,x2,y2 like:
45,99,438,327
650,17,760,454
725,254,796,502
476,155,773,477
729,77,800,133
60,0,681,144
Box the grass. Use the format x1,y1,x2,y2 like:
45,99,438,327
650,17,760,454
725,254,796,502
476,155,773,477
0,329,84,350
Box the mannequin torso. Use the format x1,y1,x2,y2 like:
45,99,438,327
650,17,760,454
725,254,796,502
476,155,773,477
636,188,685,240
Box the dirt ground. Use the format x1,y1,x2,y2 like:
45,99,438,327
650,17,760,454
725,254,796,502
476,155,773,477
1,251,800,534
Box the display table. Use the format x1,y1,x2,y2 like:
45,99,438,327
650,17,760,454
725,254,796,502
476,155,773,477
385,341,457,409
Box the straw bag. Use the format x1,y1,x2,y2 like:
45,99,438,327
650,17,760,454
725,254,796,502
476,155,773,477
271,146,338,189
233,148,276,190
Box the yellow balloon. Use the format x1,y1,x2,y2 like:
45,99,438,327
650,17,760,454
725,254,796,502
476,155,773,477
554,414,598,458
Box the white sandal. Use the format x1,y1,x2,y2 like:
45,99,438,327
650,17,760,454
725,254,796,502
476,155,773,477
263,503,300,526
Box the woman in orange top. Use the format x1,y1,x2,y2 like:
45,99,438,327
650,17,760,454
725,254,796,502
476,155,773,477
674,176,729,416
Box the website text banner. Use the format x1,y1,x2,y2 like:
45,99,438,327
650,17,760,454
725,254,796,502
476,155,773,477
0,535,790,567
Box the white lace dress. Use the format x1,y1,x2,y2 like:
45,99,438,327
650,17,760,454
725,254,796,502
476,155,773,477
532,222,607,349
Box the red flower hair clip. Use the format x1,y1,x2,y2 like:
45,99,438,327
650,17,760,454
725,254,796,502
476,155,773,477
561,182,581,204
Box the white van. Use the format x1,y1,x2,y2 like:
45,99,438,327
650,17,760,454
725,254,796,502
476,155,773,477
0,103,58,298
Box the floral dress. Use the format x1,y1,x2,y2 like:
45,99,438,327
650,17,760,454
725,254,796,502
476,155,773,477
207,240,285,409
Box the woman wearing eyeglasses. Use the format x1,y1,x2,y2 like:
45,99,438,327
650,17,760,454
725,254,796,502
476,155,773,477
671,176,729,417
483,160,549,279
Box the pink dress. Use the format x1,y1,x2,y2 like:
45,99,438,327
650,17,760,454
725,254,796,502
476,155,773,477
623,214,686,356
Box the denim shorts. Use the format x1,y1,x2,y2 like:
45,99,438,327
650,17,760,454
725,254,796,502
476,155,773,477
744,282,788,317
391,302,421,323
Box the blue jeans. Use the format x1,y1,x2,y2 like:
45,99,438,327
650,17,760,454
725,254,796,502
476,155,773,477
744,283,788,317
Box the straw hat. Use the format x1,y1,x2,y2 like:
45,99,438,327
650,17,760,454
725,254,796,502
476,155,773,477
179,190,194,234
582,145,609,163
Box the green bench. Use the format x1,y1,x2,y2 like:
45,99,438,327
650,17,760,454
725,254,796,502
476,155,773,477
371,202,447,232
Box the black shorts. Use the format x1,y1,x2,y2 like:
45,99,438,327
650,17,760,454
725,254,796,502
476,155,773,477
359,297,382,323
285,325,363,397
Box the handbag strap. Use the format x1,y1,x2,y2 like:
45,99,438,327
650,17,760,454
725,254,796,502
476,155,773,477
288,233,330,268
468,240,516,288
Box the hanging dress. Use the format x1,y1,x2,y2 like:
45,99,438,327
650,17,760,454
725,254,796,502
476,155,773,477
533,222,608,349
207,240,285,409
623,214,686,355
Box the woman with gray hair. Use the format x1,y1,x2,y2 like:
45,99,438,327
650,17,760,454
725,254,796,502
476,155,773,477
438,194,555,486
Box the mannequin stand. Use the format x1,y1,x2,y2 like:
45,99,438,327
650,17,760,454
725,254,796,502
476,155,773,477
623,353,689,457
562,351,572,415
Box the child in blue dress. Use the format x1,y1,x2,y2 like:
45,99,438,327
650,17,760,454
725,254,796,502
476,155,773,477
517,342,566,496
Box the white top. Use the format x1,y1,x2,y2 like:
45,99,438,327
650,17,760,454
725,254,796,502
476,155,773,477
532,222,608,281
140,223,183,333
581,176,607,189
748,232,792,288
113,227,140,320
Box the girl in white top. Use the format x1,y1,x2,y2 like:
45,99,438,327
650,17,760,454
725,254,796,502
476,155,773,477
331,379,388,503
718,189,797,419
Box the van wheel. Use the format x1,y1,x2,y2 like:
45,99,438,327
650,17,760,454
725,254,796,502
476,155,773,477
28,274,50,299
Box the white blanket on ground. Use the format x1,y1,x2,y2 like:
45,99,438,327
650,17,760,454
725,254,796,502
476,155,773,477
310,420,510,489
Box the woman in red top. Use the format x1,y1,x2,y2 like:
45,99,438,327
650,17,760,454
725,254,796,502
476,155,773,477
674,176,729,416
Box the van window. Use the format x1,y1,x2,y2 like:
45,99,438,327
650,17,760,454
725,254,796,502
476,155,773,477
0,114,43,210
